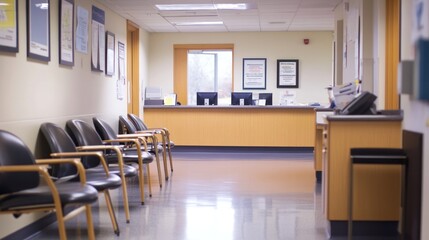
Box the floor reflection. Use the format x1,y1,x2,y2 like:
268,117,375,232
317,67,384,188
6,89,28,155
32,151,331,240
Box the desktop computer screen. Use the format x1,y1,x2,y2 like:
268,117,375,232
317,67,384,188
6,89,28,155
196,92,218,105
231,92,253,105
258,93,273,105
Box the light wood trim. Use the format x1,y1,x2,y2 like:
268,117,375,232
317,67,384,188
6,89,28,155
174,44,234,49
127,20,140,115
174,48,188,105
314,125,324,171
173,44,235,106
385,0,400,109
325,120,402,221
144,107,315,147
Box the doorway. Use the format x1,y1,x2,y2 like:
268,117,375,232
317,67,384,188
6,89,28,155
126,20,140,115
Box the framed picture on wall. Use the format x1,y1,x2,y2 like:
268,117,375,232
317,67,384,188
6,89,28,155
27,0,50,62
59,0,74,66
243,58,266,90
277,59,299,88
105,31,115,76
0,0,19,52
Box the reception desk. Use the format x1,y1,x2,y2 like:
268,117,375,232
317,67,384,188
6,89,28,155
143,105,316,147
323,113,403,236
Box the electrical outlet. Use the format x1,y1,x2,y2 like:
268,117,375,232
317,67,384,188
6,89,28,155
426,118,429,127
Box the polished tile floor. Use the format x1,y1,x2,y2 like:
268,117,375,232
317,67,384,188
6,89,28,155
31,150,395,240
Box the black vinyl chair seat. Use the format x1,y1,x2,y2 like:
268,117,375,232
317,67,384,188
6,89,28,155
74,172,122,191
0,129,98,239
86,164,137,178
93,117,159,192
37,122,123,233
118,115,165,184
126,114,174,179
105,152,154,165
0,182,98,211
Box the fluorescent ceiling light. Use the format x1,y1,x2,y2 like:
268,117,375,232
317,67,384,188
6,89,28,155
156,3,248,11
215,4,247,10
173,21,224,26
156,4,215,11
0,3,10,6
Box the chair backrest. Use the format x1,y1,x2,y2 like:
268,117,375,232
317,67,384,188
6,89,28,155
38,123,78,178
127,114,148,131
92,117,120,146
66,119,103,168
0,130,39,195
118,115,138,134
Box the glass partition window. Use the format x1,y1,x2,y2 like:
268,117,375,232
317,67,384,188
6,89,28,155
187,50,232,105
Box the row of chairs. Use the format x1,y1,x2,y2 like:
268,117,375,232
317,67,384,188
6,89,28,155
0,114,174,239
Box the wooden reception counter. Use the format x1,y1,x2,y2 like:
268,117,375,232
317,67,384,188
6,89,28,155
323,113,403,236
143,105,316,147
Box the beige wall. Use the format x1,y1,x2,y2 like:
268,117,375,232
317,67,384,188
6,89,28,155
0,0,150,237
148,31,333,105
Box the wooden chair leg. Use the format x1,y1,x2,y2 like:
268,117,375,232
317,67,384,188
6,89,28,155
146,163,153,197
85,204,96,240
161,135,169,181
154,148,163,188
104,190,120,235
53,199,67,240
138,162,145,205
168,146,173,172
119,172,131,223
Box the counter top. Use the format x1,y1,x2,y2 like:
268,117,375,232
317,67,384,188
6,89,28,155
326,113,403,122
144,105,317,110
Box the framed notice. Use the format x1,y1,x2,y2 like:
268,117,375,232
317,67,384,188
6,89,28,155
27,0,50,61
0,0,18,52
105,31,114,76
59,0,74,66
91,5,105,72
277,59,299,88
243,58,266,90
117,41,125,100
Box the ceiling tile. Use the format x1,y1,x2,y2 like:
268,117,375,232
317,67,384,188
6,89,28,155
98,0,337,32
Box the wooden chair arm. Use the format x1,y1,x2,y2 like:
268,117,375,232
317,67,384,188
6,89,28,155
48,151,109,175
35,158,87,184
75,145,125,177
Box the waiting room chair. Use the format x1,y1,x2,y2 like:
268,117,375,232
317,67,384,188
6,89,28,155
65,119,149,222
128,113,174,174
0,130,98,240
37,122,123,235
92,117,154,198
118,115,165,185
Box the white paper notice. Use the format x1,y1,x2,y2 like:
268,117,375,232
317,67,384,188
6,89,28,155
76,6,88,53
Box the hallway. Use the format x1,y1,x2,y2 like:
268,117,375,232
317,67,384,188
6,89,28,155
32,150,329,239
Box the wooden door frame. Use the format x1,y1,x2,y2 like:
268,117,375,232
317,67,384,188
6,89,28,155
385,0,400,109
127,20,140,115
173,44,234,105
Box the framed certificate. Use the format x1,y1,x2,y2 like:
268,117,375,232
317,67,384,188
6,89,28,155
105,31,115,76
0,0,18,52
27,0,50,61
59,0,74,66
277,59,299,88
243,58,266,90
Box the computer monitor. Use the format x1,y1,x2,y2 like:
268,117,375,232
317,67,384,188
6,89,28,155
339,91,377,115
231,92,253,105
196,92,218,105
258,93,273,105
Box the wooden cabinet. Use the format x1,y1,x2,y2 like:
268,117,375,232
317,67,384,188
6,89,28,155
322,115,402,235
322,115,403,235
